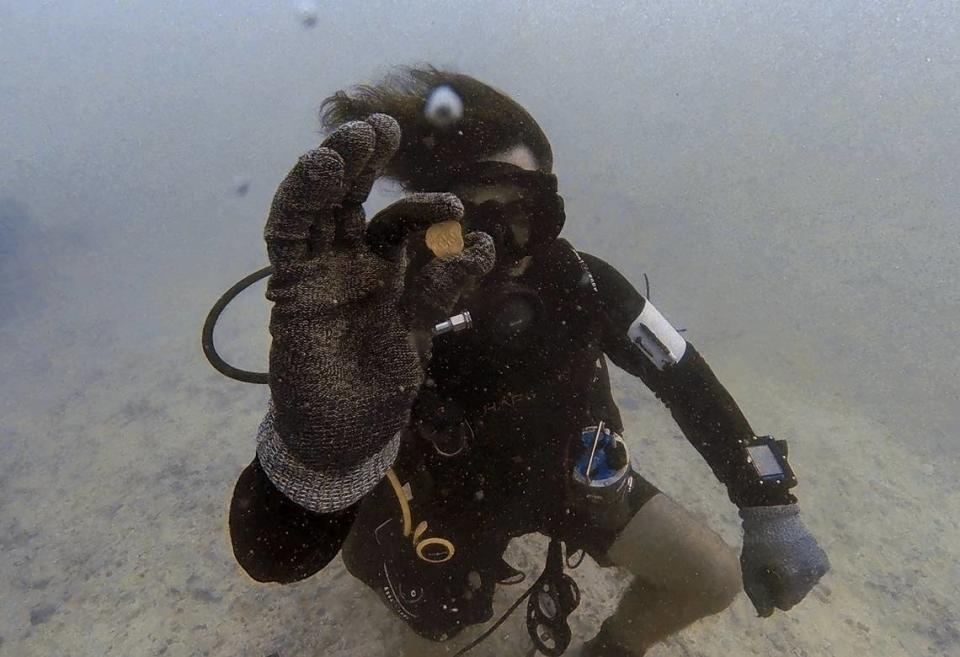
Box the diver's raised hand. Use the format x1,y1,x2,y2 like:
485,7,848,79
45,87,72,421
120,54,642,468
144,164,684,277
739,504,830,617
365,197,495,329
258,115,495,513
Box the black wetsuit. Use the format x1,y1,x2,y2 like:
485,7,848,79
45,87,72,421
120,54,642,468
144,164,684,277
230,237,794,640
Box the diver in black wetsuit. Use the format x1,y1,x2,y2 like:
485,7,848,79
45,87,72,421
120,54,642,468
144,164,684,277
226,68,829,657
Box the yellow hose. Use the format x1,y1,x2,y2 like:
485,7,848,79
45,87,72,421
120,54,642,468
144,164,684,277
385,468,456,564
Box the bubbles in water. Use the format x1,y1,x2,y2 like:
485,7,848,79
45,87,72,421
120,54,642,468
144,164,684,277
297,1,318,28
424,85,463,128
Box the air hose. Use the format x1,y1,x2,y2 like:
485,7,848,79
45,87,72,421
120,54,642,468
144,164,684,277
201,265,273,384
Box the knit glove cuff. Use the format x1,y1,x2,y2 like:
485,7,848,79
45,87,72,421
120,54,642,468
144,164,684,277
256,399,402,513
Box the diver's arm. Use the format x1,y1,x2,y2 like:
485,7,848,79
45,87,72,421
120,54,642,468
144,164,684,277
580,251,830,616
579,252,795,508
260,116,494,514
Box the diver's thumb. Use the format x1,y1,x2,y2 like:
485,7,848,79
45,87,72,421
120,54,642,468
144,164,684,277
742,566,777,617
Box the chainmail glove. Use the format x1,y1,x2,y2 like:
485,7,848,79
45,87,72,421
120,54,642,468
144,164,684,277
739,504,830,616
257,114,495,513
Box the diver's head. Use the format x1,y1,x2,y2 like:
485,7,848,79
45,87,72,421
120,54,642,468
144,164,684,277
320,66,565,264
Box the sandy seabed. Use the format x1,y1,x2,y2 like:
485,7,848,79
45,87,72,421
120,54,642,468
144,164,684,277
1,275,956,657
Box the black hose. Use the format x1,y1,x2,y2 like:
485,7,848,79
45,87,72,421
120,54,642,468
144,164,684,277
452,575,540,657
201,265,273,384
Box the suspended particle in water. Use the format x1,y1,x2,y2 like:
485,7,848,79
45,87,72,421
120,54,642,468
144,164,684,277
424,85,463,128
297,1,319,28
233,177,251,197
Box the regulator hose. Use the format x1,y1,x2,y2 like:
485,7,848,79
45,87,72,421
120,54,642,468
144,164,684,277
201,265,273,384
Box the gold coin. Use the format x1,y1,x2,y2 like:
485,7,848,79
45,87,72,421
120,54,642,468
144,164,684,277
425,220,464,258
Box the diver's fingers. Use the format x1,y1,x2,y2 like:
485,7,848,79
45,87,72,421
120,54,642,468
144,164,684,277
399,231,495,329
333,202,367,248
264,147,344,268
417,232,497,291
366,193,465,261
305,121,376,253
342,114,401,206
337,114,401,245
366,114,402,168
742,567,777,617
442,231,497,277
321,120,377,181
772,562,829,612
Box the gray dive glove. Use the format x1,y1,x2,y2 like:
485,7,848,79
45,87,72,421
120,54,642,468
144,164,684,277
739,504,830,616
257,114,495,513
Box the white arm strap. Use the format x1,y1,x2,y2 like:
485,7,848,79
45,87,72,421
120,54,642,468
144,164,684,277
627,301,687,370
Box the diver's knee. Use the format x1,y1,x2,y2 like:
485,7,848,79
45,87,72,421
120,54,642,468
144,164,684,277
607,493,742,613
696,542,741,614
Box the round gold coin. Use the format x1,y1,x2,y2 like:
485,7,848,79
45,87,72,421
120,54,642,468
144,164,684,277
425,220,464,258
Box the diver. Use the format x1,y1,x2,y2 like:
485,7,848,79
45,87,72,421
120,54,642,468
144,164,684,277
221,67,830,656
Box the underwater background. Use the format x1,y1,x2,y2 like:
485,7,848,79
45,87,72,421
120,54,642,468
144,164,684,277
1,1,958,655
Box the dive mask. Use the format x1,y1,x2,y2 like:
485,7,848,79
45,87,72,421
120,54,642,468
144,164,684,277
451,161,566,261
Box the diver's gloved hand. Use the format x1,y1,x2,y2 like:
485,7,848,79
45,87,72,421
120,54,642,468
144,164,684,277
739,504,830,617
365,194,495,331
259,114,495,513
